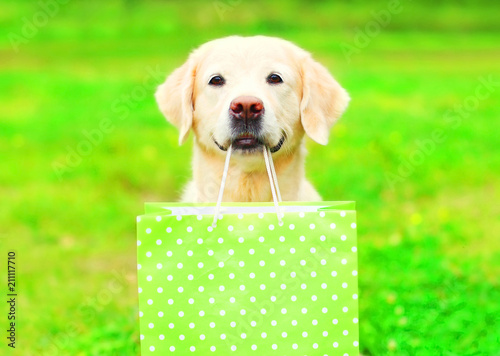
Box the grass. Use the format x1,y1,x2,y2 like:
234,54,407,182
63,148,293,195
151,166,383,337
1,0,499,354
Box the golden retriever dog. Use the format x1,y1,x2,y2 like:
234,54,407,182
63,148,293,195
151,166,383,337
155,35,349,202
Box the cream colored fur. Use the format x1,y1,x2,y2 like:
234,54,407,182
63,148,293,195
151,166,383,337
155,35,349,202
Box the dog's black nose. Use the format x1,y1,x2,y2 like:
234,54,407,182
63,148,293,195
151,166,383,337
230,96,264,122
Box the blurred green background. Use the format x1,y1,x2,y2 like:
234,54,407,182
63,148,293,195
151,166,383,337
1,0,499,355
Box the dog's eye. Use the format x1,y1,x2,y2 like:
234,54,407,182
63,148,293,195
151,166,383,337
267,73,283,84
209,75,225,86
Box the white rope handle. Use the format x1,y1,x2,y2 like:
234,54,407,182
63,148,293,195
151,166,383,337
211,144,283,227
263,146,283,225
212,144,233,227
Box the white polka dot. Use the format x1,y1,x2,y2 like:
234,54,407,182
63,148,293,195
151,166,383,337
292,343,298,349
320,211,326,217
168,299,174,305
239,285,245,291
197,238,203,244
166,251,172,257
137,216,141,222
340,211,346,217
138,287,142,293
198,286,204,292
299,212,305,218
272,344,277,350
270,295,276,302
218,285,224,291
146,251,152,258
187,226,193,232
354,341,359,347
322,307,328,313
281,308,287,314
270,272,276,278
353,318,359,323
343,307,348,312
220,310,225,316
218,261,224,267
220,333,225,339
258,236,265,242
251,345,257,350
290,247,296,254
333,342,339,348
229,273,235,279
188,298,194,304
240,333,246,339
260,308,266,314
176,239,182,245
290,271,296,278
301,308,307,314
146,228,151,234
331,271,338,277
231,345,236,351
189,322,195,329
309,223,315,229
149,346,155,351
218,237,223,243
238,237,244,243
302,331,308,337
178,287,183,293
137,240,141,246
147,275,152,281
157,287,163,293
159,333,164,339
331,247,337,253
261,332,267,338
166,227,172,233
156,239,162,245
321,283,328,289
248,225,254,231
258,212,264,219
199,310,205,316
343,330,349,335
210,322,216,328
187,250,193,257
341,235,347,241
311,295,317,301
259,260,265,266
260,284,266,290
210,346,216,352
228,225,233,231
269,224,274,230
312,319,318,325
137,264,142,270
230,321,236,327
209,297,215,304
199,334,205,340
250,296,256,302
251,321,256,327
239,261,245,267
139,311,143,317
198,262,204,268
291,320,297,326
321,259,327,265
310,247,316,253
291,295,297,301
207,226,213,232
238,213,244,219
280,284,286,290
299,235,305,242
320,235,326,241
190,346,195,352
279,236,285,242
196,214,203,220
249,248,255,255
169,346,175,351
156,263,162,270
168,323,174,329
249,272,255,279
332,294,338,300
289,224,295,230
176,215,182,221
342,282,348,288
177,262,183,269
300,260,306,266
269,248,275,254
351,222,357,228
353,293,358,299
148,323,154,328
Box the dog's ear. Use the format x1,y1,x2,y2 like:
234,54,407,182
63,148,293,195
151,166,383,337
300,55,350,145
155,57,197,145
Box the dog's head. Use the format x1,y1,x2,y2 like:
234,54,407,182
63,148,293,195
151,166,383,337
155,36,349,158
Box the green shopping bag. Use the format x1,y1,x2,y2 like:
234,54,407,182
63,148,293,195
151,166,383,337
137,201,359,355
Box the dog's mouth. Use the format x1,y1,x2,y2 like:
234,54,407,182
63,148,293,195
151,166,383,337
214,134,285,153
